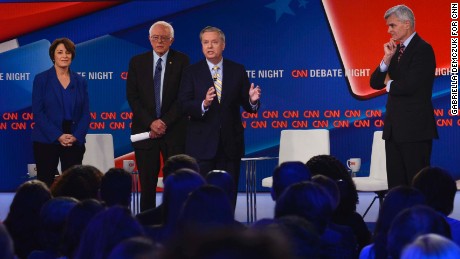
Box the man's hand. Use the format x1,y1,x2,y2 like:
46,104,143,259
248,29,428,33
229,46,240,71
203,86,216,108
149,130,160,139
249,83,261,104
383,38,397,65
150,119,166,136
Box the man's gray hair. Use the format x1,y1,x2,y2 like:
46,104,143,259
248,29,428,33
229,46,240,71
385,5,415,28
149,21,174,38
199,26,225,42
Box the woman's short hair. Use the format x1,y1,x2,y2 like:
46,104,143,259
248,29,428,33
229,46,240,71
49,37,76,63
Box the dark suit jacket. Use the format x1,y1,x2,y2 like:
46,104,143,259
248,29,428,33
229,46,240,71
127,49,190,150
179,59,259,160
370,33,438,142
32,67,90,145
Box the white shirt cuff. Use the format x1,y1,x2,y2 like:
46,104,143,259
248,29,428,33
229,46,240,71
379,60,388,72
386,80,393,92
201,101,209,115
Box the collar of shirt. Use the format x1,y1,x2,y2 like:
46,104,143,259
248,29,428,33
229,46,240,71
206,58,223,78
402,31,416,47
153,50,169,69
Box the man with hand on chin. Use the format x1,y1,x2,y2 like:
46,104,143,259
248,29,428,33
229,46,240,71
179,26,261,207
370,5,438,189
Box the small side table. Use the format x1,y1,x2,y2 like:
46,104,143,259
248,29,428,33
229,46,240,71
131,171,140,215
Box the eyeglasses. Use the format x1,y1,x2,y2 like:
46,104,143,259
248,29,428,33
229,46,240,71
149,35,171,42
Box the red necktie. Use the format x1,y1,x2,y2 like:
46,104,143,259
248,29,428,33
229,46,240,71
398,44,405,63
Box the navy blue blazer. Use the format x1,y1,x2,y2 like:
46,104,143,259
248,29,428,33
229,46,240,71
32,67,90,145
179,59,259,160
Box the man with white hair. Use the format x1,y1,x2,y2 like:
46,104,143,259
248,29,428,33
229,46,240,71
127,21,190,211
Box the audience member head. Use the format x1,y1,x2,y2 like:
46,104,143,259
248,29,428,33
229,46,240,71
412,166,457,216
401,233,460,259
162,168,206,225
108,237,159,259
100,168,132,207
372,186,425,259
60,199,106,258
206,170,235,202
178,185,235,234
387,205,451,259
312,174,340,211
306,155,358,214
51,165,103,200
38,197,79,252
5,179,51,221
74,206,145,259
3,180,52,258
0,223,15,259
275,181,333,235
271,161,311,200
162,154,200,180
266,215,321,258
163,228,291,259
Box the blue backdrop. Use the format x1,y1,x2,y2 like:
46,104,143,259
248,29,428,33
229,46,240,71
0,0,457,191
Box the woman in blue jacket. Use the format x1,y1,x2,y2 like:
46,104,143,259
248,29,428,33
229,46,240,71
32,38,90,187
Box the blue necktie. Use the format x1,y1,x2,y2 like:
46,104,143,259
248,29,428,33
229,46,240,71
154,58,162,117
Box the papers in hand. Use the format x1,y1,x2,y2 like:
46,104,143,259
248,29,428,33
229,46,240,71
130,132,150,142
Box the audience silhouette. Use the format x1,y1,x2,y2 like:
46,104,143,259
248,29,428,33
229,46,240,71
0,223,15,259
387,205,451,259
359,186,425,259
3,180,52,259
28,196,79,259
50,165,103,201
136,154,200,226
100,168,133,207
271,161,311,200
307,155,371,249
144,168,205,243
2,156,460,259
401,233,460,259
412,166,460,246
74,206,145,259
60,199,106,258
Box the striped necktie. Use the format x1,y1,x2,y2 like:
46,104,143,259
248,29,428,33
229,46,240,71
397,44,405,63
212,65,222,103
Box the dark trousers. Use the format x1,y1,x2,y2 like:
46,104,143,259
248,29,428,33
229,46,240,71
135,139,168,212
385,139,432,189
197,139,241,209
33,141,85,187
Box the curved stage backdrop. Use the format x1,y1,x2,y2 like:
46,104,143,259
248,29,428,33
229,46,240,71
0,0,458,191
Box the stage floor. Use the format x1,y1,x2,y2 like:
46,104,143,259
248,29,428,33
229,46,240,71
2,192,460,224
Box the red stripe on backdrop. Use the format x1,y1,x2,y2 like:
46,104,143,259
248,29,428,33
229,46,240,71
0,2,121,42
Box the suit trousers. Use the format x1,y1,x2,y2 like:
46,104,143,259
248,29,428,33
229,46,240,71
33,141,85,187
197,137,241,209
134,139,168,211
385,139,432,188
